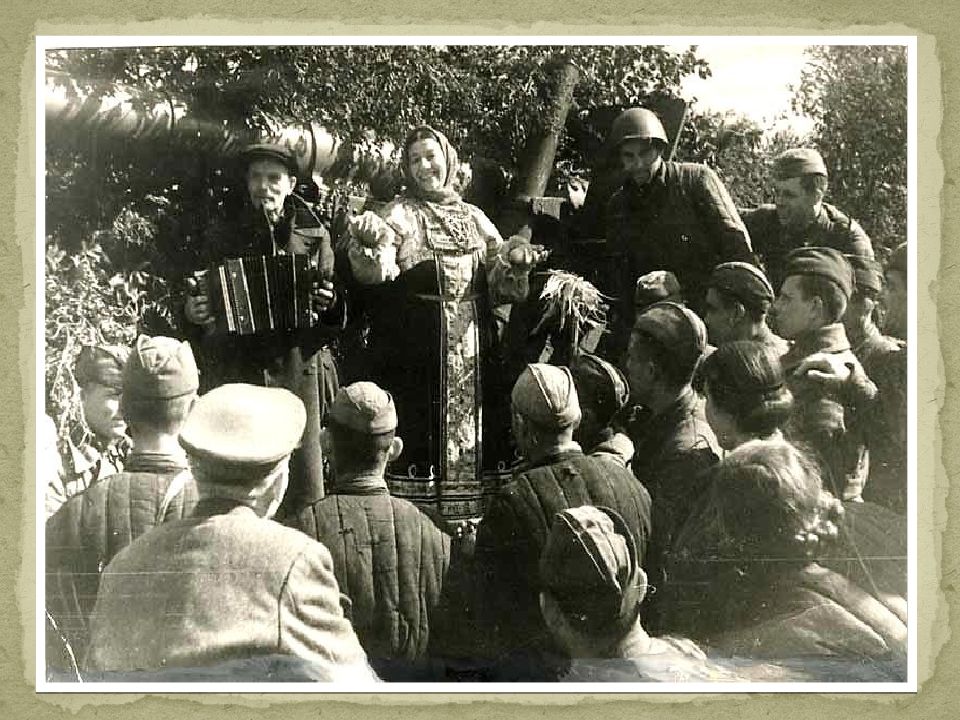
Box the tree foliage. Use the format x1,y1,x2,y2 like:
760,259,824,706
793,45,908,256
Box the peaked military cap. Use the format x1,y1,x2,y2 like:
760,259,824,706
123,335,199,400
774,148,828,180
179,383,306,468
783,246,855,299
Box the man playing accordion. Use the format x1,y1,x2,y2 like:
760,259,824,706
182,142,342,516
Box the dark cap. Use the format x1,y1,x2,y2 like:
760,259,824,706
774,148,828,180
709,262,775,310
328,382,397,434
634,270,682,310
123,335,199,400
242,142,299,176
570,352,630,422
74,344,129,390
783,246,855,299
845,254,884,295
179,383,306,471
888,242,908,274
539,506,644,633
632,301,708,373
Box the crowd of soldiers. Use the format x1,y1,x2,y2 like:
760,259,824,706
43,106,909,684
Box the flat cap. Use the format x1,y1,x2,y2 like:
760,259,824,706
242,142,299,176
512,363,581,430
570,352,630,422
179,383,306,467
783,246,855,300
74,344,129,390
633,301,708,373
709,261,775,309
888,241,908,274
123,335,199,400
774,148,828,180
539,506,643,633
328,382,397,434
845,254,884,295
634,270,682,310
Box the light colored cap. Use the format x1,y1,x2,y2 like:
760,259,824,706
511,363,581,430
328,381,397,434
124,335,199,400
179,384,306,469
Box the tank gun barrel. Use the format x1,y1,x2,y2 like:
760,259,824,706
44,72,398,182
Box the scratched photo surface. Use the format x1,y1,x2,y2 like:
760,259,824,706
39,40,912,689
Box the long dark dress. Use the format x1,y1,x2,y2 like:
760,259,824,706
344,196,521,522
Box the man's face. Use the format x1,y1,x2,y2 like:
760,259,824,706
619,139,663,185
774,177,819,229
884,270,908,339
246,158,296,215
81,382,126,442
703,288,739,345
771,276,821,340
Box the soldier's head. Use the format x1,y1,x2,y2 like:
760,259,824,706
772,148,829,230
626,302,708,404
74,344,130,443
884,242,908,340
321,382,403,481
569,353,630,448
842,254,884,338
634,270,683,314
609,108,668,186
243,143,298,218
121,335,199,441
704,262,776,345
771,247,853,339
511,364,581,459
539,505,647,656
179,384,306,519
699,340,794,450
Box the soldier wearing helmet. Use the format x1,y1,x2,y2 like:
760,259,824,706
602,108,754,359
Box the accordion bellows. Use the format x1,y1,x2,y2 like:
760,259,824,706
207,255,315,335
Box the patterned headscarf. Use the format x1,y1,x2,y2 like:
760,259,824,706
401,125,461,204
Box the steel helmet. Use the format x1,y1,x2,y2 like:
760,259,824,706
607,108,669,149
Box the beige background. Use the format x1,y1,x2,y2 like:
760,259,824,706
2,3,952,716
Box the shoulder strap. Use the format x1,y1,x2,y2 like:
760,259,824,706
155,469,192,525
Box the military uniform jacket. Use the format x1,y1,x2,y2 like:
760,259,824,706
84,500,371,679
45,452,199,670
288,476,451,666
604,162,752,337
626,388,721,631
854,326,908,512
781,323,877,502
742,202,874,292
474,446,652,662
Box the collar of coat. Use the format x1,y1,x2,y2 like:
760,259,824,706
328,473,390,496
123,451,189,474
781,323,851,371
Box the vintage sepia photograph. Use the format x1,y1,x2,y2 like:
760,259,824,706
38,37,914,690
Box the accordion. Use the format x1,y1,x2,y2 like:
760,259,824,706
199,254,317,336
